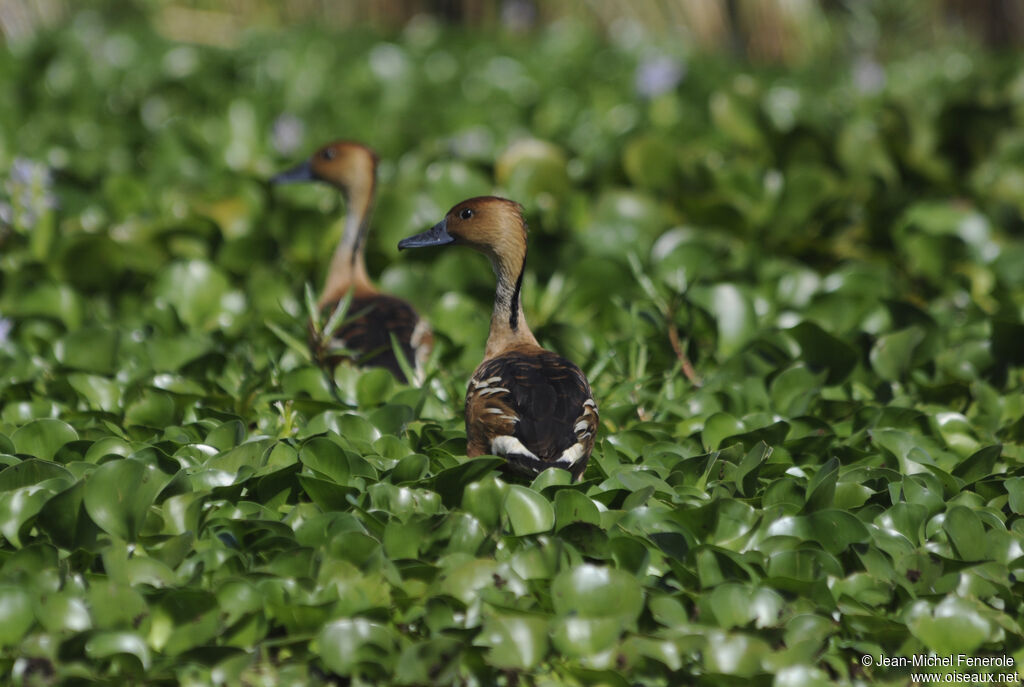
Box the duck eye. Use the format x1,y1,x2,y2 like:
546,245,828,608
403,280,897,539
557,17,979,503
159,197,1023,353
321,148,336,161
459,208,474,220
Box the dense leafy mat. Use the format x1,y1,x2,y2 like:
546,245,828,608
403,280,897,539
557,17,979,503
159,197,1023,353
2,10,1024,685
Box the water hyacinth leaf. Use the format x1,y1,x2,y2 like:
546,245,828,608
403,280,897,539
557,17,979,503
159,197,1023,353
0,459,73,491
124,389,177,428
37,591,92,633
300,436,352,484
11,419,78,461
550,616,626,658
461,475,508,528
734,442,770,497
433,457,504,507
553,489,601,531
552,564,644,621
504,485,554,536
803,457,838,512
84,458,173,541
478,612,549,670
702,284,757,358
787,321,858,384
702,412,745,450
702,629,769,677
318,618,397,676
54,327,120,374
870,327,926,381
356,368,395,407
495,138,570,213
298,475,359,511
1008,477,1024,514
154,259,239,331
804,510,870,554
907,597,993,654
390,453,429,483
85,631,151,670
951,444,1000,483
0,585,35,647
0,486,54,547
942,506,987,562
706,583,784,629
37,480,101,551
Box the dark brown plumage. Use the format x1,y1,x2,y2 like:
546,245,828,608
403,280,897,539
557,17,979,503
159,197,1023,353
398,196,598,480
272,141,431,383
314,294,424,380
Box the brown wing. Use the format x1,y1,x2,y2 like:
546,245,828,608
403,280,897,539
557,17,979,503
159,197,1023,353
465,349,598,480
312,294,429,382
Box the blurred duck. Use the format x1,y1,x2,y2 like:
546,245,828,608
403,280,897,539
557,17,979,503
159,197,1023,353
272,141,430,382
398,197,598,480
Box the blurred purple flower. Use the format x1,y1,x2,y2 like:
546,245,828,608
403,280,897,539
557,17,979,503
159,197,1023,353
0,317,11,344
854,56,885,94
635,56,685,98
4,158,57,229
272,114,305,156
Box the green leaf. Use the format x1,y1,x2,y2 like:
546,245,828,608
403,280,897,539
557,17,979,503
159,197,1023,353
942,506,987,562
357,368,395,407
318,618,397,676
154,259,241,331
478,612,549,669
461,475,508,528
702,412,745,450
553,489,601,531
552,564,644,620
37,480,101,550
870,327,926,381
83,458,173,541
11,419,78,461
0,459,73,491
0,585,35,647
706,583,784,629
433,457,504,508
503,485,554,536
124,389,177,428
951,444,1000,483
803,457,838,512
702,629,769,677
788,321,858,385
907,597,993,654
85,631,151,670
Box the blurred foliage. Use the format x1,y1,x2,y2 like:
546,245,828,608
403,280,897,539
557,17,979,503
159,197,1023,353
1,4,1024,685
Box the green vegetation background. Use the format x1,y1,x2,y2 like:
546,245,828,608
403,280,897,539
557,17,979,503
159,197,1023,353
1,6,1024,685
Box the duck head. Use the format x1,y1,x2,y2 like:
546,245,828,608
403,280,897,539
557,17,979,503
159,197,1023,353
271,140,377,194
398,196,526,262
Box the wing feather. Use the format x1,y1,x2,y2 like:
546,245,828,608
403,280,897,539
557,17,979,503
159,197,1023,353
466,349,597,479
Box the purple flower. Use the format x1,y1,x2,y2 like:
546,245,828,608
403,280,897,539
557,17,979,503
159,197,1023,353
635,56,685,98
4,158,57,229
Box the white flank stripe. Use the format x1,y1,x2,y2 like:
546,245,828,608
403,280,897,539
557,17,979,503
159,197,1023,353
491,435,539,460
554,443,586,467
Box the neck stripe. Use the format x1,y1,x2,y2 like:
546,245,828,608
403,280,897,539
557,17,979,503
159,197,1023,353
509,258,524,330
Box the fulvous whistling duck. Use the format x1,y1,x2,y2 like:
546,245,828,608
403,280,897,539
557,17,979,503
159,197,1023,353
398,196,598,480
272,141,431,382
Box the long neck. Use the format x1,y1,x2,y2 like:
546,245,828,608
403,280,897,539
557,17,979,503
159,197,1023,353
320,176,375,306
484,248,538,359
